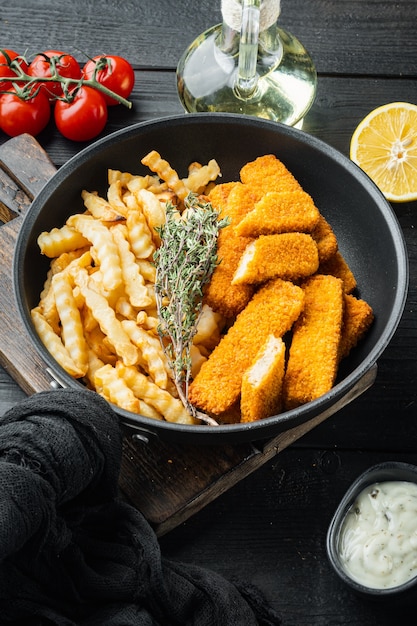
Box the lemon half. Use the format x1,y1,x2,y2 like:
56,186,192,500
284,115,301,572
350,102,417,202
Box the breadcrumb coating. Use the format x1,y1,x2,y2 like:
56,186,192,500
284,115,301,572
189,278,305,415
204,182,262,318
208,182,237,216
319,250,357,294
232,233,319,285
283,274,344,410
224,182,263,222
239,154,303,194
339,293,374,359
235,190,320,237
204,227,255,318
310,214,338,262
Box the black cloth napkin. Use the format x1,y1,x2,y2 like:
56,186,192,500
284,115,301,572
0,389,281,625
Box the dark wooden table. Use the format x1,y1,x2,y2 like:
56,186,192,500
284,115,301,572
1,1,417,624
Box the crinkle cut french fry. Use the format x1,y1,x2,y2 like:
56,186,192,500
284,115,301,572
135,258,156,283
39,279,61,335
72,267,139,366
141,150,189,201
94,363,141,413
84,348,105,389
116,363,195,424
50,247,91,275
81,189,125,222
95,363,163,419
52,271,89,376
111,224,153,308
107,180,129,217
182,159,221,192
121,319,169,389
135,188,166,245
37,225,90,258
125,206,156,259
67,213,123,292
85,326,117,365
31,307,85,378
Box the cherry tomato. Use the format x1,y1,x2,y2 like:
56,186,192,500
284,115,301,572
82,55,135,105
0,87,51,137
28,50,81,101
0,49,28,92
54,85,107,141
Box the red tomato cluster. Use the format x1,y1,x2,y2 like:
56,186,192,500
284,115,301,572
0,50,135,141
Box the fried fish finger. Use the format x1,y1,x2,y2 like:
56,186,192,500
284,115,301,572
240,334,286,423
232,233,319,285
239,154,303,194
339,293,374,360
189,278,305,415
283,274,344,409
235,190,320,237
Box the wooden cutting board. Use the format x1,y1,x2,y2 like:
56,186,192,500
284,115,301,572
0,134,377,536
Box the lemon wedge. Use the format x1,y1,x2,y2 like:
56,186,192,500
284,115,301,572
350,102,417,202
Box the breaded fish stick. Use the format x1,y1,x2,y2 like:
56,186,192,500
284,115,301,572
232,233,319,285
204,182,261,318
239,154,303,194
310,214,338,262
204,228,255,318
319,250,357,294
189,278,305,415
235,190,320,237
283,274,344,409
241,334,286,423
339,293,374,359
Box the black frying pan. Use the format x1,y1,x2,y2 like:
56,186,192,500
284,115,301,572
13,114,409,444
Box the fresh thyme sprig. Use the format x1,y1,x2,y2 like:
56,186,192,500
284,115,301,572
154,193,229,424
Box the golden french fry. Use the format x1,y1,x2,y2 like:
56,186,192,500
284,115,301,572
182,159,221,192
38,225,90,258
135,258,156,283
84,348,105,389
125,206,156,259
72,267,139,366
52,271,89,376
85,325,117,365
115,296,137,321
141,150,189,201
108,169,136,187
136,310,159,332
94,363,141,413
81,189,125,222
135,188,166,245
193,304,225,350
107,181,129,217
190,344,207,378
67,214,123,292
111,224,153,308
117,362,195,424
121,319,169,389
39,281,61,335
126,173,158,193
31,307,85,378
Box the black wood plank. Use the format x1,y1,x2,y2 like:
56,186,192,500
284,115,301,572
160,447,417,625
1,0,416,76
1,73,416,168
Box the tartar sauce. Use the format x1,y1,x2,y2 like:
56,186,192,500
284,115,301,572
338,480,417,589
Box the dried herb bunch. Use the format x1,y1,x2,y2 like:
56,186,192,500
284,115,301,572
154,193,229,421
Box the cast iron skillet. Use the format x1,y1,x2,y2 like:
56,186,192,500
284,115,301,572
13,113,409,444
